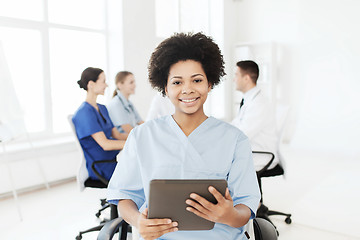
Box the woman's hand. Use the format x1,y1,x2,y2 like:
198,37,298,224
137,208,178,240
185,187,237,227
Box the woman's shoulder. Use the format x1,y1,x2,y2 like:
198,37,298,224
131,116,169,135
107,95,120,106
97,103,107,110
73,102,96,122
107,95,124,110
74,102,92,115
209,117,248,140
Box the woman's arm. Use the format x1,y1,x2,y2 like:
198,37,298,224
122,121,144,134
118,199,178,240
120,124,134,134
111,127,128,140
91,131,125,151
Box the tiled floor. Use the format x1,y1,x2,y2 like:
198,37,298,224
0,145,359,240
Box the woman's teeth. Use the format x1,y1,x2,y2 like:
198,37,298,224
181,98,197,103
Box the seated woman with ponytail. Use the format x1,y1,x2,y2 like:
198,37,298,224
72,67,127,181
107,71,144,135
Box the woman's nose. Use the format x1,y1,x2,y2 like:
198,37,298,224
181,83,194,94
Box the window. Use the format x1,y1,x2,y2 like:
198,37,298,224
155,0,225,119
0,27,45,133
0,0,110,137
0,0,43,21
49,29,107,133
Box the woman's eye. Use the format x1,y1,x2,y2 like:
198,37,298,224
173,81,181,85
194,79,202,83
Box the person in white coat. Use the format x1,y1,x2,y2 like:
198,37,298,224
231,60,278,171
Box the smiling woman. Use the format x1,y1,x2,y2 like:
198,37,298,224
107,32,261,240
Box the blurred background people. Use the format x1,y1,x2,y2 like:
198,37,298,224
107,71,144,135
72,67,127,181
231,60,278,171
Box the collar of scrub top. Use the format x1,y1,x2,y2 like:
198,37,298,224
243,86,261,106
116,89,134,113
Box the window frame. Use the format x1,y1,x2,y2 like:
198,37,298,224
0,0,111,140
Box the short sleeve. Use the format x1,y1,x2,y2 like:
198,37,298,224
107,130,145,209
107,97,130,127
72,107,102,140
228,135,261,220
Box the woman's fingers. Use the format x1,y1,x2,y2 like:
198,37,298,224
143,218,172,226
188,193,214,210
145,226,178,240
185,187,234,224
208,186,226,204
224,188,232,200
138,216,178,240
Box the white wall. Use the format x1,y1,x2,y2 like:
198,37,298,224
0,141,79,195
121,0,162,120
233,0,360,157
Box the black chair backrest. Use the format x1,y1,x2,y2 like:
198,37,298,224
253,218,278,240
84,178,107,188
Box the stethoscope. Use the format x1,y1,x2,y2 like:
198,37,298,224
117,93,133,114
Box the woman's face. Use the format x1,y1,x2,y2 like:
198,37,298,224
165,60,211,116
118,74,136,96
91,72,108,95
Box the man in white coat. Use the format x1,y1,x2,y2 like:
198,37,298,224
231,60,278,171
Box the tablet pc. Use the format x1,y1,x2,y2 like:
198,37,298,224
148,179,227,231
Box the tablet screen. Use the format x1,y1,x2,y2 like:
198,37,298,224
148,179,227,231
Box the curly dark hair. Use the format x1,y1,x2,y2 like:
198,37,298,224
148,32,226,96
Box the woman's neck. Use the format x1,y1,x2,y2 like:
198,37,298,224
86,92,98,110
119,90,129,100
172,110,208,136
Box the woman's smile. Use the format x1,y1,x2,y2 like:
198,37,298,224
179,97,200,104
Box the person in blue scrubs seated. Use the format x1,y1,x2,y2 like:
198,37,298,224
107,71,144,136
107,33,261,240
72,67,127,181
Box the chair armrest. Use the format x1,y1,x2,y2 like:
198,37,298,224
252,151,275,176
91,159,117,186
97,217,125,240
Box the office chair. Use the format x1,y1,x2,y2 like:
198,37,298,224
67,115,129,240
253,105,292,234
253,218,278,240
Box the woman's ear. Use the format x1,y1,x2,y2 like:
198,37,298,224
116,82,122,90
165,86,169,96
87,80,94,90
208,83,212,92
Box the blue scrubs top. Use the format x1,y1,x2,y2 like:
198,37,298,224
72,102,119,181
107,115,260,240
107,90,142,133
